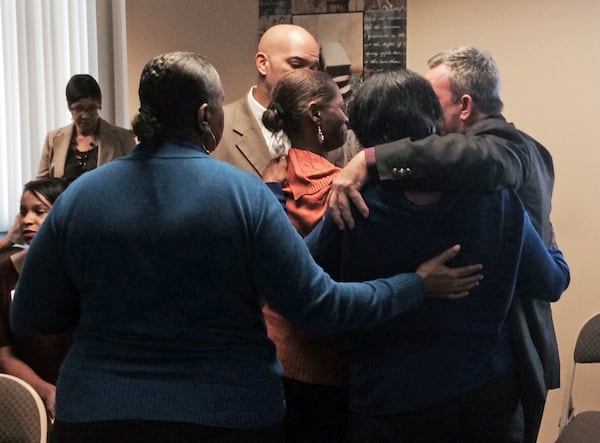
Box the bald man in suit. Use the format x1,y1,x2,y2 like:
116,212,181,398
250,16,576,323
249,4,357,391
212,24,321,175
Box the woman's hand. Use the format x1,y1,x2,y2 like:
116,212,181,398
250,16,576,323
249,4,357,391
262,156,288,183
416,245,483,299
0,346,57,422
0,237,13,251
40,384,56,423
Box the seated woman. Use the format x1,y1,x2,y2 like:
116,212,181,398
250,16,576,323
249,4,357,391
305,70,570,443
261,69,483,443
0,177,71,422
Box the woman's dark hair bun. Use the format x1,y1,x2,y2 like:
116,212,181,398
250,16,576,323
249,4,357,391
262,101,286,133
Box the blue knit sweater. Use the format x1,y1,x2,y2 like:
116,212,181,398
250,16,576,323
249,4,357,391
306,184,570,414
11,141,425,428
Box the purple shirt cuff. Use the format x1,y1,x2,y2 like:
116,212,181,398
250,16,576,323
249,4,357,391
364,147,379,181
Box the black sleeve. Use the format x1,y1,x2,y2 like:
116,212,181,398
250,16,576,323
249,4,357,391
374,119,530,192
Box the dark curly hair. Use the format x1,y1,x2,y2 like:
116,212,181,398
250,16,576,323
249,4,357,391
131,52,222,145
348,70,443,147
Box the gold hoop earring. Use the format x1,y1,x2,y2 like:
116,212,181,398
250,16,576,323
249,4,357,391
317,123,325,144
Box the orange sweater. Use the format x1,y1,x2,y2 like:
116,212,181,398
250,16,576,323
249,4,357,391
283,149,341,237
263,148,344,386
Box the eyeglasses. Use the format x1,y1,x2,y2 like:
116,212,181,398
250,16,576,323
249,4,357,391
70,104,101,116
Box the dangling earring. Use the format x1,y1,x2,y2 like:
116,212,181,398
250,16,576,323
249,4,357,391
317,123,325,144
201,123,217,154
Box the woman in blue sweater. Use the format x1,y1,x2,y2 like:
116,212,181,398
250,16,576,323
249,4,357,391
306,70,570,443
11,53,482,443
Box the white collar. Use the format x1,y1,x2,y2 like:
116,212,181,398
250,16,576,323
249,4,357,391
247,87,289,156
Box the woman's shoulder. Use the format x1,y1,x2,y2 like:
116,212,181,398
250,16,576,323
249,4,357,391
99,118,132,134
46,123,74,139
97,119,136,150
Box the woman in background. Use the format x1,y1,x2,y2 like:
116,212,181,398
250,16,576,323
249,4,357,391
37,74,136,180
0,74,136,250
0,177,71,422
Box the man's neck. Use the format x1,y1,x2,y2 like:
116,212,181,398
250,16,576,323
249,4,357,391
252,83,270,108
464,109,489,130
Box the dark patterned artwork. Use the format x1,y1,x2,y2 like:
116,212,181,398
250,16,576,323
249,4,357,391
259,0,292,31
363,7,406,73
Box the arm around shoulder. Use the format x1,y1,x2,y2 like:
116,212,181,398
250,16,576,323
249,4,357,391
374,121,529,191
249,185,425,334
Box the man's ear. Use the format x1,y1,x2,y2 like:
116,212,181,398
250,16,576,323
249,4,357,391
256,52,269,76
459,94,474,122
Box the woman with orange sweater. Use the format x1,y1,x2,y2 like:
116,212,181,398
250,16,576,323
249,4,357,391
261,69,349,443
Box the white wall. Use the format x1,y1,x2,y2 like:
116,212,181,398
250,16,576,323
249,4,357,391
126,0,258,124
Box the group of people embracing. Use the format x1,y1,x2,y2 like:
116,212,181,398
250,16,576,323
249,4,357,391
4,23,569,443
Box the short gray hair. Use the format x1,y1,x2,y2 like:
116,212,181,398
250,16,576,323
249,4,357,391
428,46,503,116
